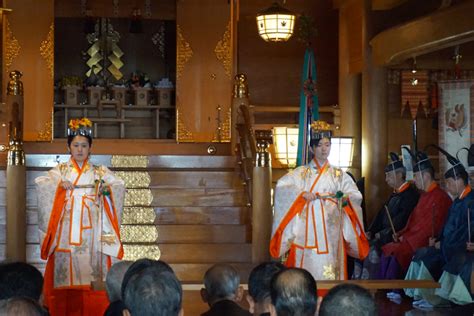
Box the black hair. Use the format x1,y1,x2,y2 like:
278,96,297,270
67,134,92,147
270,268,317,316
319,284,376,316
0,262,44,301
248,261,286,303
123,268,182,316
121,259,173,300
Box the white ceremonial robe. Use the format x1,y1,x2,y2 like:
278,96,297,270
35,158,125,289
270,159,368,280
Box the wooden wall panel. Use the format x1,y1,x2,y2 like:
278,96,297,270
176,0,233,142
5,0,54,141
238,0,339,107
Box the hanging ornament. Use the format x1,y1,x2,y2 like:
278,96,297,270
151,23,166,59
453,45,462,80
145,0,152,18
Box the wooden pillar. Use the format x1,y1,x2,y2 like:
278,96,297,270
361,0,388,221
5,70,26,262
232,74,249,154
251,130,272,263
338,2,362,179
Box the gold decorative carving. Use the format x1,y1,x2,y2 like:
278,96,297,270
233,74,249,98
115,171,151,188
123,244,161,261
214,21,232,78
125,189,153,206
40,23,54,79
212,107,231,143
176,106,194,142
120,225,158,243
111,155,148,168
37,114,53,142
176,25,193,80
122,207,156,224
5,20,20,71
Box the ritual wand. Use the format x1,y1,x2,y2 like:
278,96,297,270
468,203,472,243
431,203,436,239
384,205,397,237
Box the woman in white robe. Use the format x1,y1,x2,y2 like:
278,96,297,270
35,118,125,316
270,121,368,284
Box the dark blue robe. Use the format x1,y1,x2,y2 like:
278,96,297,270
412,188,474,280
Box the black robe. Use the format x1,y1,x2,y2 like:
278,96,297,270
368,183,419,246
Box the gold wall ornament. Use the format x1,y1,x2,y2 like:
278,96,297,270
7,70,23,96
122,207,156,224
5,20,20,71
123,244,161,261
176,25,193,80
176,106,194,142
36,116,53,142
111,155,148,168
39,23,54,79
125,189,153,206
120,225,158,243
212,107,231,143
115,171,151,188
214,21,232,78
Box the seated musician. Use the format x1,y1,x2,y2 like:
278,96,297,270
353,151,419,279
403,146,474,308
380,150,451,286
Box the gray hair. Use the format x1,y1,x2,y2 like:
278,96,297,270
106,260,133,301
203,264,240,303
0,297,47,316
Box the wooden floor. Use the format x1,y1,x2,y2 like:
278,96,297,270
181,290,474,316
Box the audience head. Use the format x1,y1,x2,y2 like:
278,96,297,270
247,262,285,315
201,263,243,306
318,284,376,316
0,262,43,301
123,267,183,316
121,258,173,300
269,268,317,316
0,297,48,316
106,260,133,302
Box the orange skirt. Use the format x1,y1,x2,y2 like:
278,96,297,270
43,255,110,316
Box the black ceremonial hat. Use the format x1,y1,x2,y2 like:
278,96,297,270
384,152,404,173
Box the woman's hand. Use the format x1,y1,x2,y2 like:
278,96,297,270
99,183,111,196
60,180,74,190
302,192,317,201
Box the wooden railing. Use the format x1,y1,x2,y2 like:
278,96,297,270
233,74,273,263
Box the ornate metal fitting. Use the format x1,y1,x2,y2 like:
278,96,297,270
233,74,249,98
255,129,273,167
7,70,23,96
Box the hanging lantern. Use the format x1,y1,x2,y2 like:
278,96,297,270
256,2,295,42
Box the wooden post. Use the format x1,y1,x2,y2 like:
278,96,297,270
361,0,388,221
232,74,250,155
5,70,26,262
252,130,273,263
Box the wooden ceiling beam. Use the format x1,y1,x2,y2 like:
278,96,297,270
370,1,474,66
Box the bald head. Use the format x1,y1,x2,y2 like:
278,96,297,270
270,268,317,316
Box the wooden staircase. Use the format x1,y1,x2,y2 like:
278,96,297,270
142,155,253,283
